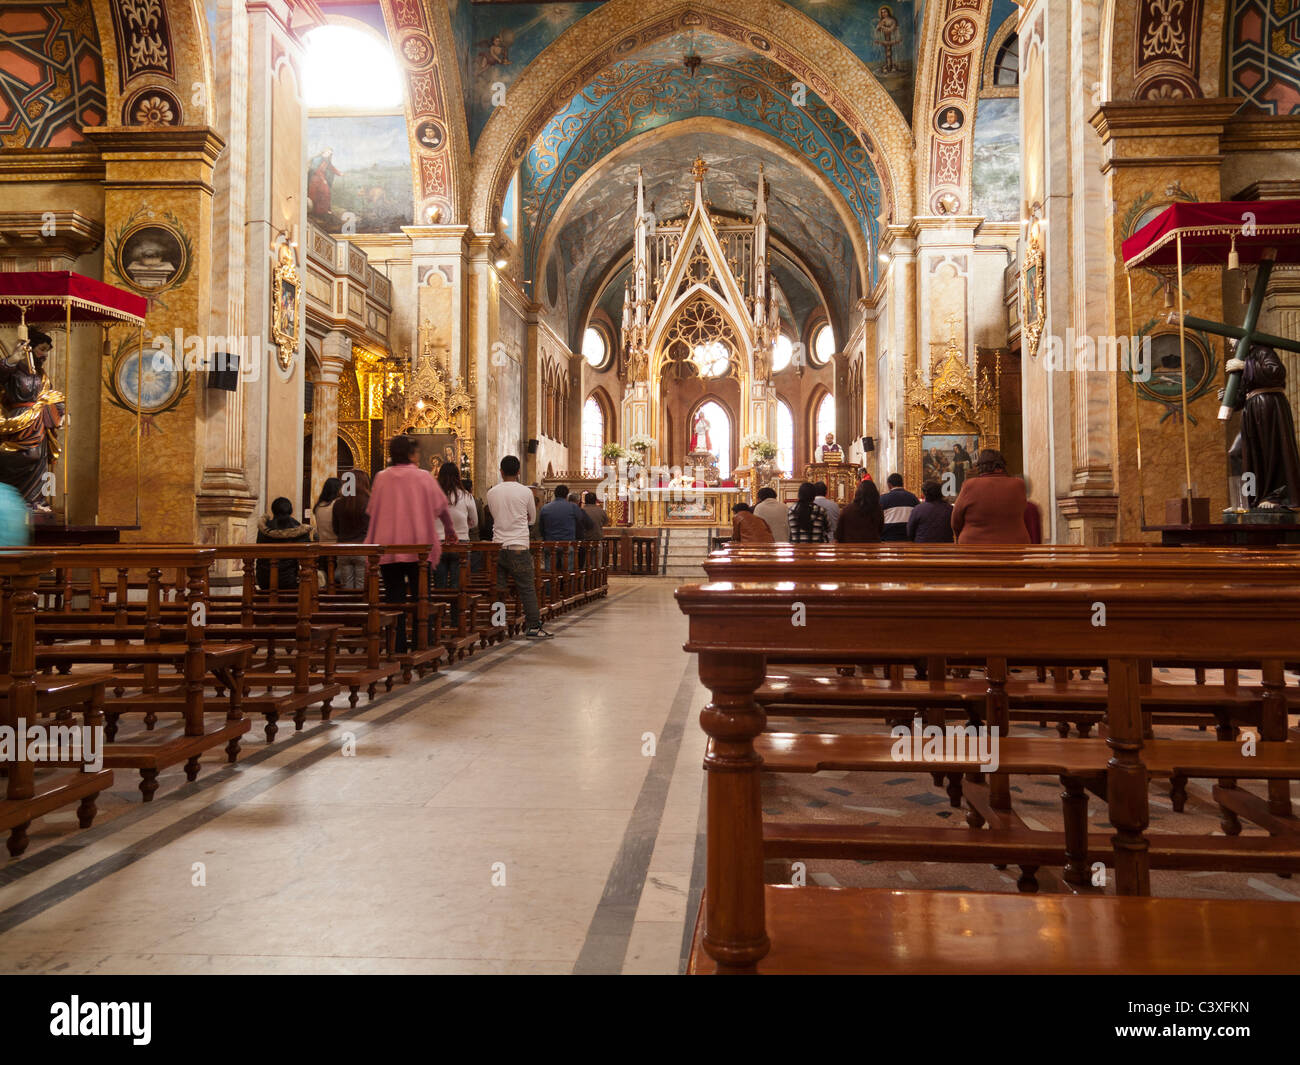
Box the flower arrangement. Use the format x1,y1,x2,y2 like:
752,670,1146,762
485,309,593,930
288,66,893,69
626,433,657,452
742,433,778,460
600,442,628,461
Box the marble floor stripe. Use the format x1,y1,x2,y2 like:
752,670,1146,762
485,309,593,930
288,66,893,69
572,654,698,974
0,585,644,939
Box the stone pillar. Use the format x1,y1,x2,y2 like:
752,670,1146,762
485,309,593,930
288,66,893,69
309,332,352,506
197,0,256,561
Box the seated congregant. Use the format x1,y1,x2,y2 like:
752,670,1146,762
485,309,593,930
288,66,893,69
835,479,884,543
731,502,774,544
255,496,311,589
812,480,840,537
787,482,831,543
879,473,919,542
907,481,955,543
952,449,1030,545
752,486,789,542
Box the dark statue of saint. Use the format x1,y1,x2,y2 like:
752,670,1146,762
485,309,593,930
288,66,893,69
0,329,65,513
1222,342,1300,510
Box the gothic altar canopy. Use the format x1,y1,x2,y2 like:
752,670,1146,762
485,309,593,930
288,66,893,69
620,156,782,473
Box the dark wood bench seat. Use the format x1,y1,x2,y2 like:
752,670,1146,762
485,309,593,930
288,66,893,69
0,768,114,857
98,717,251,800
688,885,1300,974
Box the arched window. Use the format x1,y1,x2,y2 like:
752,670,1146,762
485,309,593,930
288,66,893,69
776,399,795,477
303,25,403,111
994,34,1019,87
693,400,732,479
582,327,607,369
771,334,793,373
812,323,836,366
814,392,835,452
582,395,605,474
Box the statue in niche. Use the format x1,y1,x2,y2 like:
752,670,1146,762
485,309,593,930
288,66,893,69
690,409,713,454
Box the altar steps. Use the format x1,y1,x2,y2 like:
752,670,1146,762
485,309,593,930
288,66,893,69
660,527,714,580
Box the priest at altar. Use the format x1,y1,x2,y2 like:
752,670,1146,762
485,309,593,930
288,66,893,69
818,432,843,463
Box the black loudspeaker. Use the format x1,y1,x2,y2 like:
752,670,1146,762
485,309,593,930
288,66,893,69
861,435,875,453
526,439,539,454
207,353,239,391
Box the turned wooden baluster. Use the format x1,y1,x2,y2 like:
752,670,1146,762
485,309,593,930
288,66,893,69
1261,659,1292,819
1061,775,1092,887
114,567,130,628
364,552,381,669
4,569,38,803
182,562,208,739
698,650,770,974
1105,656,1150,896
294,550,316,694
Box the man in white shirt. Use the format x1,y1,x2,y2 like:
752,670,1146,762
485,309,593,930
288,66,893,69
484,454,549,638
813,480,840,538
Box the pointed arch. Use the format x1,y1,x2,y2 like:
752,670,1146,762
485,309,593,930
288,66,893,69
469,0,914,234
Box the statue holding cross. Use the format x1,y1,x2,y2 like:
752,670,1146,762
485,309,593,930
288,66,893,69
1177,250,1300,509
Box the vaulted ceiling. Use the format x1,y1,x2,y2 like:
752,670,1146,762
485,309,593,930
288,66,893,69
519,30,877,346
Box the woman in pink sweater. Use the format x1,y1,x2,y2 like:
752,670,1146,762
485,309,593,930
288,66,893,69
365,434,457,651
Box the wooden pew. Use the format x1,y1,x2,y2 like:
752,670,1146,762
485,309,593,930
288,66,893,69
676,577,1300,973
0,552,114,856
26,547,253,800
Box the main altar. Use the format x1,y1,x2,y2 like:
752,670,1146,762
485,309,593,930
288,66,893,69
618,156,784,477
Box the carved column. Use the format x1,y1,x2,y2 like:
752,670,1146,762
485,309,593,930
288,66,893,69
310,332,352,506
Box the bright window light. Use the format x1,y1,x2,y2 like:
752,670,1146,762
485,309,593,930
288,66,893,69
304,26,403,111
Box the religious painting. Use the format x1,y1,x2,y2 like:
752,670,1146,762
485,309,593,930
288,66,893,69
112,220,191,294
1136,331,1218,424
409,429,459,473
921,433,979,492
414,119,445,152
971,98,1019,222
467,3,604,145
935,106,965,134
783,0,915,116
271,243,301,372
306,115,414,233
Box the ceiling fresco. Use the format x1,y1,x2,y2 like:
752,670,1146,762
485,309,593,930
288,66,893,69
555,130,856,350
521,32,880,308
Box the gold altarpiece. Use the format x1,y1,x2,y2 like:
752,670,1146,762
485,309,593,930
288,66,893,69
904,329,1001,493
340,328,475,476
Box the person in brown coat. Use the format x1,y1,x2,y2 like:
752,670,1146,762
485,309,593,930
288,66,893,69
951,449,1031,545
731,502,775,545
835,479,884,543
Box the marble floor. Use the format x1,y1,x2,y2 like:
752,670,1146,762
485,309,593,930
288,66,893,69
0,578,709,975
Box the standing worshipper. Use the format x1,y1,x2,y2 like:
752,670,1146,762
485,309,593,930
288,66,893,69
331,469,371,590
0,482,30,545
366,435,457,653
752,486,790,542
788,482,830,543
538,484,590,572
312,477,342,543
485,455,549,639
835,479,885,543
907,481,955,543
879,473,919,541
731,502,774,544
435,461,478,604
951,449,1030,545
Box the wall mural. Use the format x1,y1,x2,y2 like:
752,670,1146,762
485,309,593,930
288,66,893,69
521,32,881,295
784,0,916,119
0,0,106,148
465,1,603,146
970,96,1018,222
1230,0,1300,114
307,114,415,233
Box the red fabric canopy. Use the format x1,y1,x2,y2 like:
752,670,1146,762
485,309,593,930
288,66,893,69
0,271,147,326
1122,199,1300,270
